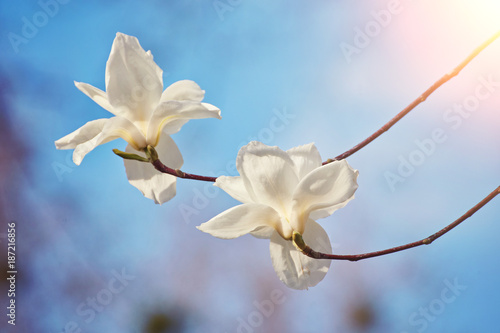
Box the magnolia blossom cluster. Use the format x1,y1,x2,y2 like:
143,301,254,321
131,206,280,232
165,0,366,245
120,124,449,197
56,33,359,289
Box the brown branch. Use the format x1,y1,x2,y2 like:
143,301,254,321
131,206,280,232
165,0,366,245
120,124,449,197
113,147,217,182
325,30,500,164
151,158,217,182
297,186,500,261
145,145,217,182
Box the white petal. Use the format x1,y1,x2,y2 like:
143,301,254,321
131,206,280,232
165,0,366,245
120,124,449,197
55,118,109,150
269,220,332,290
161,80,205,103
124,133,183,204
151,119,189,139
201,102,220,112
72,116,146,165
309,199,353,221
250,226,276,239
214,170,290,239
215,176,253,204
236,141,298,217
197,203,288,239
291,160,359,233
74,81,114,114
156,134,183,169
146,101,221,145
286,143,322,180
105,33,163,122
215,174,279,238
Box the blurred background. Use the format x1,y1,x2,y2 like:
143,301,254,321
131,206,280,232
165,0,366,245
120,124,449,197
1,0,499,332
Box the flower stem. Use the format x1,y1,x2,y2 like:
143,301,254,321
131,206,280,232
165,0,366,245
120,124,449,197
145,145,217,182
298,186,500,262
324,30,500,165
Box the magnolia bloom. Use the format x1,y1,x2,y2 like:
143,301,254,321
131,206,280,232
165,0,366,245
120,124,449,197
197,141,358,289
55,33,221,204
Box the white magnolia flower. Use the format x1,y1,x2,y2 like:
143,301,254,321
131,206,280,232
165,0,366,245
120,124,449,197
55,32,221,204
197,141,358,290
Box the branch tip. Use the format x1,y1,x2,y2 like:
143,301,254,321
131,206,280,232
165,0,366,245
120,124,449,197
326,31,500,163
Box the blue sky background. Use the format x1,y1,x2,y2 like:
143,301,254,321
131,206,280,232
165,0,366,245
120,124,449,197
1,1,499,332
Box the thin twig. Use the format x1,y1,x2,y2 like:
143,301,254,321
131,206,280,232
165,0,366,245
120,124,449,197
151,158,217,182
113,147,217,182
325,30,500,164
143,145,217,182
297,186,500,261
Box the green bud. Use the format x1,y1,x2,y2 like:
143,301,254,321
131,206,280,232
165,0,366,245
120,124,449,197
145,145,159,162
112,149,149,162
292,231,307,251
